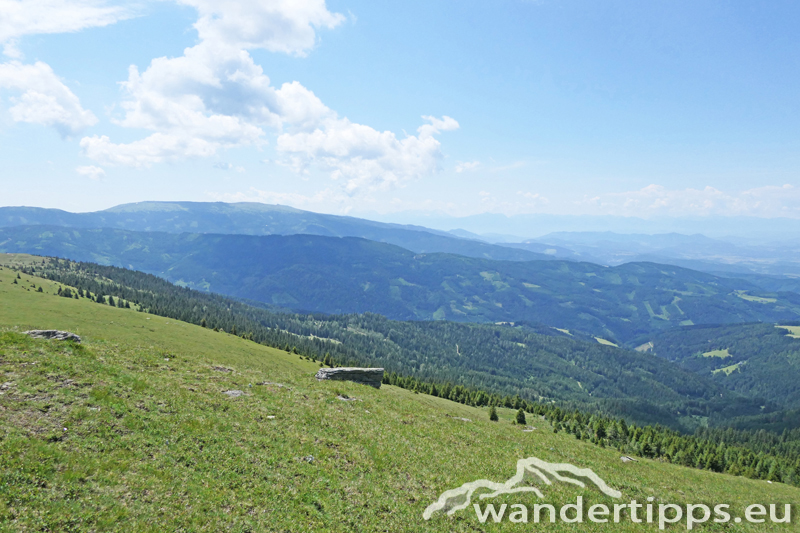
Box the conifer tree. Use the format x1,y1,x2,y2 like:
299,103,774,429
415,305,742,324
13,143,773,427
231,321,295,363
489,405,499,422
516,408,526,425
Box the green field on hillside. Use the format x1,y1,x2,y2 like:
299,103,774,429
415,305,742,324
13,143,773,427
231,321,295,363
1,265,798,531
703,349,732,359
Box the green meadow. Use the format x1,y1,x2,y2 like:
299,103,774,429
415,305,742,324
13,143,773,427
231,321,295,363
703,349,732,359
1,262,798,531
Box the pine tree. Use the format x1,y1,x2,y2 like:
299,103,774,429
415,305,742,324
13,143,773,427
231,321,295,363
516,408,526,425
489,405,499,422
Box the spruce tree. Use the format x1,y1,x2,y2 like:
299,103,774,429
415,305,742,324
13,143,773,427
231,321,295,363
516,408,527,425
489,405,499,422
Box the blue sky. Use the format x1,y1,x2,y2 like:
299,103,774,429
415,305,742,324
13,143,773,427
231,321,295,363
1,0,799,220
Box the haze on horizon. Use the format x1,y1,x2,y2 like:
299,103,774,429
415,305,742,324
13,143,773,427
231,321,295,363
1,0,799,223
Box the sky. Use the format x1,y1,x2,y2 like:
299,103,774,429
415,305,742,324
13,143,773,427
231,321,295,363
1,0,799,221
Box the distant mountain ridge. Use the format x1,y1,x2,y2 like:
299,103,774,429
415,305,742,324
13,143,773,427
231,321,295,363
524,230,800,278
0,202,551,263
3,224,800,343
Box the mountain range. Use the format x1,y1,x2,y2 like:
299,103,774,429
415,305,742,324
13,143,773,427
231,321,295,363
7,202,800,279
3,224,800,343
0,202,552,262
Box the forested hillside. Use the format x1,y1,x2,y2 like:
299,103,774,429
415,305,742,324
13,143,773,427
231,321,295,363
640,323,800,410
3,226,800,343
4,253,788,432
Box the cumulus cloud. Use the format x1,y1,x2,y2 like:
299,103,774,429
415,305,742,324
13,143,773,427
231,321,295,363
78,0,458,194
0,60,97,136
277,114,459,194
177,0,345,56
75,164,105,179
583,184,800,218
0,2,123,136
455,160,480,173
0,0,131,58
79,44,275,166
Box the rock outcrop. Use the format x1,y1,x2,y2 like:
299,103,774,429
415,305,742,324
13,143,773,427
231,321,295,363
315,367,384,388
23,330,81,343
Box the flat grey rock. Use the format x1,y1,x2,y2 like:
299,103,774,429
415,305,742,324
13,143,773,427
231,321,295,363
315,367,384,388
23,330,81,343
223,390,245,398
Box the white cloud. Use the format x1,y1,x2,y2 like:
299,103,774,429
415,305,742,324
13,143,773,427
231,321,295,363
77,0,334,166
78,1,458,194
455,160,480,173
0,60,97,136
80,43,276,166
0,0,131,58
277,115,459,194
582,184,800,218
75,164,105,180
177,0,345,56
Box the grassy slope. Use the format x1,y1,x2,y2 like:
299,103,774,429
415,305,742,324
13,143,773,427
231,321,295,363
0,262,798,532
